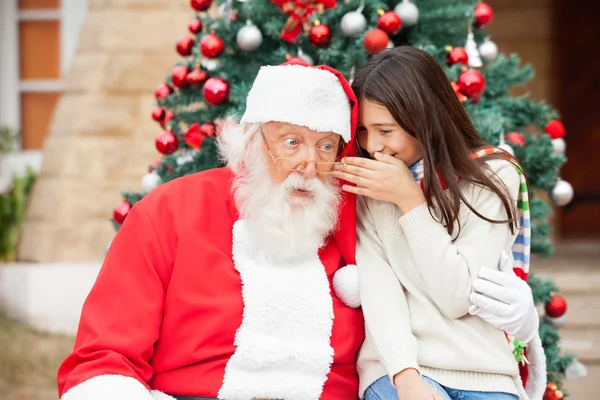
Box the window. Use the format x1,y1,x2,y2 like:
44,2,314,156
0,0,88,150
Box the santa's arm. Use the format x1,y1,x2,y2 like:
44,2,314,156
57,202,174,400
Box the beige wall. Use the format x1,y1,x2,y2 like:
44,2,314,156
18,0,557,262
18,0,195,262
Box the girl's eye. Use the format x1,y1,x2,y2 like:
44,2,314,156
284,138,298,146
380,129,392,135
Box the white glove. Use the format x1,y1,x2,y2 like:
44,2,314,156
469,251,539,344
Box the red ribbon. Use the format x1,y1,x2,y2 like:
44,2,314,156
272,0,336,43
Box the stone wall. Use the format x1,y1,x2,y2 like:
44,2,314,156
18,0,557,262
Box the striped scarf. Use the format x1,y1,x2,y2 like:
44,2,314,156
408,147,532,364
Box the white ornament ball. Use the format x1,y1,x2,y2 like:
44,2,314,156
565,359,588,380
141,171,161,193
479,39,498,63
552,179,574,206
394,0,419,27
176,152,194,166
332,265,361,308
387,40,395,49
340,10,367,36
498,143,515,156
236,22,263,51
547,315,566,328
201,58,219,71
552,137,566,155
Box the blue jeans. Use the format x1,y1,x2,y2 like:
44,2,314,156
365,375,519,400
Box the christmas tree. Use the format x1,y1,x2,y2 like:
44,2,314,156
110,0,581,397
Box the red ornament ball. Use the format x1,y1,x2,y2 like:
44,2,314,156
155,130,180,155
200,32,225,58
378,11,402,35
161,110,174,128
545,119,566,139
543,382,564,400
546,295,567,318
364,29,389,54
474,2,494,28
176,36,195,57
155,83,172,100
457,69,486,99
113,200,131,225
447,46,469,66
450,82,468,103
506,132,526,146
203,77,230,105
309,23,332,47
172,66,190,88
190,0,211,12
151,107,165,122
186,68,210,87
188,19,202,34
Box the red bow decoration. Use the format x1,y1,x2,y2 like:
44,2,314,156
272,0,337,43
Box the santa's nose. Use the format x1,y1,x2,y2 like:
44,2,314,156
301,161,318,179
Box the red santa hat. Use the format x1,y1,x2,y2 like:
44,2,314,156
242,62,360,308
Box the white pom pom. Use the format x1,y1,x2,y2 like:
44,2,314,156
333,265,361,308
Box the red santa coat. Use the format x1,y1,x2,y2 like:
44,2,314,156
57,167,365,400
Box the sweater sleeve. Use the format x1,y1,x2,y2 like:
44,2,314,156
356,197,420,379
57,201,172,399
398,161,521,320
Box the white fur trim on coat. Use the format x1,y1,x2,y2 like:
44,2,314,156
333,265,361,308
241,65,352,142
218,220,335,400
61,374,172,400
512,332,547,400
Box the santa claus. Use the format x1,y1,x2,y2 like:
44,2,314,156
57,63,540,400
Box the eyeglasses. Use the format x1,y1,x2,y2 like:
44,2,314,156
259,127,347,175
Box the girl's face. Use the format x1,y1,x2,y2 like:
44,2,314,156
357,99,423,166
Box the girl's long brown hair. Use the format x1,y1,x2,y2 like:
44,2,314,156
352,45,518,236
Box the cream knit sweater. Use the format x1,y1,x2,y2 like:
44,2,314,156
355,159,522,398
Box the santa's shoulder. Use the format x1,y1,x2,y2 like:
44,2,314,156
137,167,235,214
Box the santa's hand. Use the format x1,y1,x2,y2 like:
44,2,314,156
469,251,539,344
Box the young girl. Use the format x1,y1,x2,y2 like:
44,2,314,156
332,46,546,400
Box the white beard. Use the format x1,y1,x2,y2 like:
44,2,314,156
232,138,342,263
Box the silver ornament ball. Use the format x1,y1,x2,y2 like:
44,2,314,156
479,39,498,63
394,0,419,27
340,10,367,36
237,22,263,51
552,137,566,155
141,171,161,193
547,315,566,328
552,179,574,206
